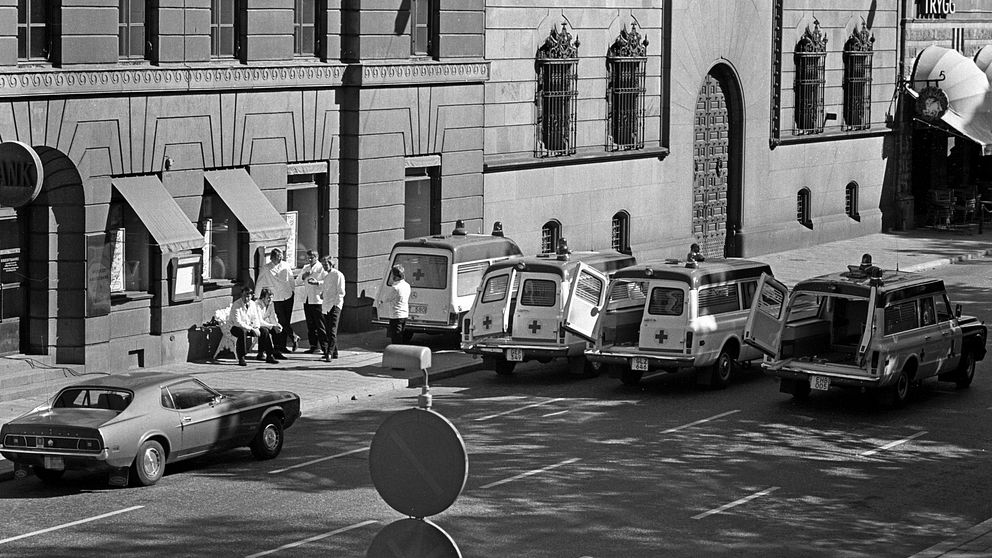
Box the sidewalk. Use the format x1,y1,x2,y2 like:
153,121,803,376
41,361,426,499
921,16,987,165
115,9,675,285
1,229,991,557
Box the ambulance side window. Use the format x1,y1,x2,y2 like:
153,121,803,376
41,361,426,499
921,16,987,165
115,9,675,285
740,281,758,308
698,284,740,316
935,294,953,322
480,274,510,303
884,300,918,335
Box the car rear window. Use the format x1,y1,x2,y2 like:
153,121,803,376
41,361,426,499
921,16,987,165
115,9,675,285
607,280,648,311
648,287,685,316
394,254,448,290
520,279,557,307
54,388,133,412
481,274,510,303
574,270,604,306
456,261,489,297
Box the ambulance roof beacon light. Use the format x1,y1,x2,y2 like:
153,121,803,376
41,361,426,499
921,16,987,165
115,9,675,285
556,238,571,261
452,219,467,236
685,243,705,268
491,221,504,237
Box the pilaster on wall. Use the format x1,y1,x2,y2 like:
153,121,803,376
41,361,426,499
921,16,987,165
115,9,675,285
0,0,18,66
58,0,119,65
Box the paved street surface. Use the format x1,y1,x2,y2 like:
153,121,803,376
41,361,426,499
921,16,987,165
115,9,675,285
1,229,991,557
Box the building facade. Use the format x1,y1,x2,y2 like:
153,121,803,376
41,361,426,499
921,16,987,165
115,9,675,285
0,0,930,373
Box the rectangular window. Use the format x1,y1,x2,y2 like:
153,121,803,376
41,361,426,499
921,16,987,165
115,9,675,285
109,203,150,293
18,0,52,61
843,50,872,130
698,284,741,316
211,0,238,58
884,301,918,335
536,59,578,157
119,0,146,59
574,271,604,306
794,51,826,134
520,279,557,307
606,58,646,150
481,274,510,303
294,0,317,56
410,0,432,56
394,254,447,289
648,287,685,316
456,261,489,297
606,280,647,311
287,178,321,269
202,197,239,282
404,168,440,238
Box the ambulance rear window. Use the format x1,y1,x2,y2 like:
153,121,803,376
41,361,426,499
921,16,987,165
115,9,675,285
394,254,448,289
521,279,557,307
648,287,684,316
481,274,510,303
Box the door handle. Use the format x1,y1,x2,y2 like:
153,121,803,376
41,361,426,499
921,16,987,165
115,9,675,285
183,416,193,422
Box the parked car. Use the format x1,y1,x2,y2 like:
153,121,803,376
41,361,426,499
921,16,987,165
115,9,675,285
743,257,987,404
461,246,635,377
584,254,773,387
372,221,522,341
0,371,301,487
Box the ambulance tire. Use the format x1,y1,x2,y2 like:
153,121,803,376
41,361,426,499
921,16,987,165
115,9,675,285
401,331,415,343
567,356,597,378
955,350,976,389
620,367,643,386
484,357,515,376
706,349,734,390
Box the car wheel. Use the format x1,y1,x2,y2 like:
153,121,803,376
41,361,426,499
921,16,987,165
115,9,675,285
250,416,284,460
707,349,734,390
132,440,166,486
621,367,643,386
567,356,597,378
401,331,415,343
956,351,976,389
34,467,65,484
889,370,911,407
791,380,811,400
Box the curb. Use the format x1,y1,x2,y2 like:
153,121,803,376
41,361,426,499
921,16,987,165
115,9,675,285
902,247,992,273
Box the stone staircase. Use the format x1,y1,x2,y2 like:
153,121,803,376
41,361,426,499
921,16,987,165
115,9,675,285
0,355,89,404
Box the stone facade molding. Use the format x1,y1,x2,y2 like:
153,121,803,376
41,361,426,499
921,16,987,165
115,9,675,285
0,61,489,98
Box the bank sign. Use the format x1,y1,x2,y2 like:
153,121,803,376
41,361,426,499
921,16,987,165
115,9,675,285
918,0,956,17
0,141,43,208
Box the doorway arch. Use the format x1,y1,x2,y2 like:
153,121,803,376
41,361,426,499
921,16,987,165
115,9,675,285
691,63,744,257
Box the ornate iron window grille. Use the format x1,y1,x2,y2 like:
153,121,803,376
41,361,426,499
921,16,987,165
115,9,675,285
797,188,812,227
843,22,873,131
541,220,562,253
536,21,579,157
606,23,648,151
793,20,827,135
611,211,630,253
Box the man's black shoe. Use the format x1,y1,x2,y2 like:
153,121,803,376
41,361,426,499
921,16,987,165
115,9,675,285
266,356,279,364
306,347,320,354
238,358,247,366
255,354,265,361
322,355,330,362
290,335,299,352
273,352,287,360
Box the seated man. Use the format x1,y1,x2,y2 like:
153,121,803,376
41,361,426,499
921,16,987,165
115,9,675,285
230,287,279,366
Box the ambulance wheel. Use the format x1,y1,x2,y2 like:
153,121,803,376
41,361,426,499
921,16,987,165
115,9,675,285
706,349,734,390
401,331,415,343
889,369,911,407
955,351,976,389
567,356,597,378
620,367,643,386
484,357,515,376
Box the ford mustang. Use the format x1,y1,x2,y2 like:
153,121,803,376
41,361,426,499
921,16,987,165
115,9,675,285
0,371,301,487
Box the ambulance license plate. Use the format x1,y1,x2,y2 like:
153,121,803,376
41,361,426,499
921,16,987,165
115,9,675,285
409,304,427,315
810,375,830,391
506,348,524,362
631,357,649,371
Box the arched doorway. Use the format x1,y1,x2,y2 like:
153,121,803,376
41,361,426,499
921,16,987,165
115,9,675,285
692,65,743,257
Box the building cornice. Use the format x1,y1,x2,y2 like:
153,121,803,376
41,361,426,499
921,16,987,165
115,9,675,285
0,60,489,98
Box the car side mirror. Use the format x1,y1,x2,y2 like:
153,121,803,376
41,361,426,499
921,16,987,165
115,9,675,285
955,304,963,318
590,307,600,317
211,395,223,406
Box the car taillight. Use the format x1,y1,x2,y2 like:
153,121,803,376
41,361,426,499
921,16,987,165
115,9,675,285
685,331,693,353
449,312,458,326
463,318,471,335
870,351,880,375
559,324,566,342
3,435,26,447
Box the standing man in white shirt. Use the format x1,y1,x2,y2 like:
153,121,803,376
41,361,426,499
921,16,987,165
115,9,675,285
316,255,346,362
255,247,297,353
300,250,327,354
375,264,410,344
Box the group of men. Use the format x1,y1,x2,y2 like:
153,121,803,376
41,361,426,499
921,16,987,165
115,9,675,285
229,248,346,366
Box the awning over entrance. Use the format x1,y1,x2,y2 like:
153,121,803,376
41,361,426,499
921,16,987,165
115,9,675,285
204,169,290,243
112,176,205,254
909,45,992,155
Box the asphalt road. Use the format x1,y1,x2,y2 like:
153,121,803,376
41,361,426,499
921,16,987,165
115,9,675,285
2,258,992,558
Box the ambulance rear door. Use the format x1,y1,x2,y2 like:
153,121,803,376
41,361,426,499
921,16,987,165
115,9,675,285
467,268,516,339
638,281,690,352
562,263,609,342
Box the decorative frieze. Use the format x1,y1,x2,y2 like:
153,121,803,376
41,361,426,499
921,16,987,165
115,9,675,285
0,60,489,98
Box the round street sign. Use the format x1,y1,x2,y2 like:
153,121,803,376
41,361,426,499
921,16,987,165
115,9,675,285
369,408,468,519
366,518,461,558
0,141,43,208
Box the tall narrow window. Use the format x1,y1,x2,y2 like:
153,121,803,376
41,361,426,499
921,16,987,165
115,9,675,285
606,23,647,151
536,21,579,157
541,220,562,254
294,0,318,57
843,22,873,131
794,19,827,135
410,0,433,56
845,182,859,220
211,0,239,58
797,188,812,228
18,0,53,62
119,0,147,60
612,211,630,254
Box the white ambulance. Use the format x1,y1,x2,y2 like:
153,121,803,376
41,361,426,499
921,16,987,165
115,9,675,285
372,224,522,342
584,256,772,388
461,248,635,376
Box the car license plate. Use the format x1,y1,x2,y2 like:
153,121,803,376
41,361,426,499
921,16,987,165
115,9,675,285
44,455,64,470
506,348,524,362
631,357,649,371
810,375,830,391
409,304,427,315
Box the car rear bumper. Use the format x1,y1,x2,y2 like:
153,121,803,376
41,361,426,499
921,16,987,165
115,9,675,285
462,341,580,360
1,447,115,470
762,365,883,389
585,349,696,369
371,319,459,333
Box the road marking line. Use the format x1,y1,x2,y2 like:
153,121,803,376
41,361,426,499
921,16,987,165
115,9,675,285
479,457,581,489
244,520,379,558
268,447,368,474
692,487,779,520
0,505,144,545
542,410,569,418
641,371,668,382
474,398,566,422
860,431,928,457
661,410,740,434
